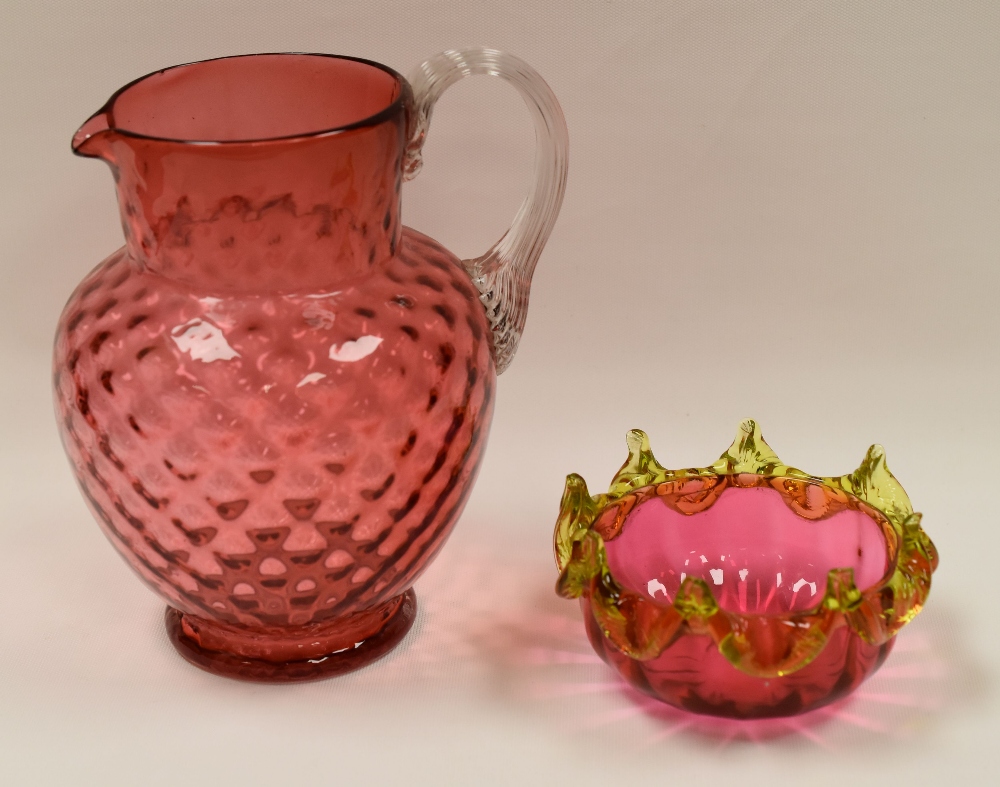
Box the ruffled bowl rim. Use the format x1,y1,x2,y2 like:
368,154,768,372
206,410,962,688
553,420,938,678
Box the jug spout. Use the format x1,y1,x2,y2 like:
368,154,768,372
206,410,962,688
67,54,409,294
72,110,115,161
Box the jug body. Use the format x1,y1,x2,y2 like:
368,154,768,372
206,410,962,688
54,229,494,678
56,51,566,681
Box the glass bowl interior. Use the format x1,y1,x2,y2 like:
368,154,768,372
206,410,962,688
604,483,892,614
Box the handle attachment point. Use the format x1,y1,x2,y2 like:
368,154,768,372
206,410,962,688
404,48,568,374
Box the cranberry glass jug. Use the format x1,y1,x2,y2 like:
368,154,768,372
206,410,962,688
54,50,567,681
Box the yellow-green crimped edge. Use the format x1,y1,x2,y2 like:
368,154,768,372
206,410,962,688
553,419,938,677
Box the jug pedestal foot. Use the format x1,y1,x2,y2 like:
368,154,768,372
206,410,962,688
165,589,417,683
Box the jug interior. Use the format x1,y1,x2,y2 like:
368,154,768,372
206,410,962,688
109,54,402,142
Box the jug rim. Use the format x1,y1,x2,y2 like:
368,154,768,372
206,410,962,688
76,52,409,149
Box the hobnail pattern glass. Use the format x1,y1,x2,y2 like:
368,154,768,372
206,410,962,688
55,50,567,681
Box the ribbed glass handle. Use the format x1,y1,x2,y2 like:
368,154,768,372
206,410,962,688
404,48,569,375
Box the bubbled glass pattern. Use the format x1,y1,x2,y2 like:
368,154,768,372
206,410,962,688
55,51,567,681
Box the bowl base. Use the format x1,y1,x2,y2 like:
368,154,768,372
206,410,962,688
165,589,417,683
582,598,894,719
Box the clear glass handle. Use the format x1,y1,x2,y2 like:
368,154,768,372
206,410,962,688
404,48,569,375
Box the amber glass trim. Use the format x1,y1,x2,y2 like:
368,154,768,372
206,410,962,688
554,420,938,678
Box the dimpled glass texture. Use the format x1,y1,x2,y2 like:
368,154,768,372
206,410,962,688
554,421,938,718
54,52,568,681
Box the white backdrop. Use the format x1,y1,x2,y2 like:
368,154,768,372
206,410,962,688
1,2,998,784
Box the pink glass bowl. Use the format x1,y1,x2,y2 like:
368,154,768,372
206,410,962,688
554,421,938,719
